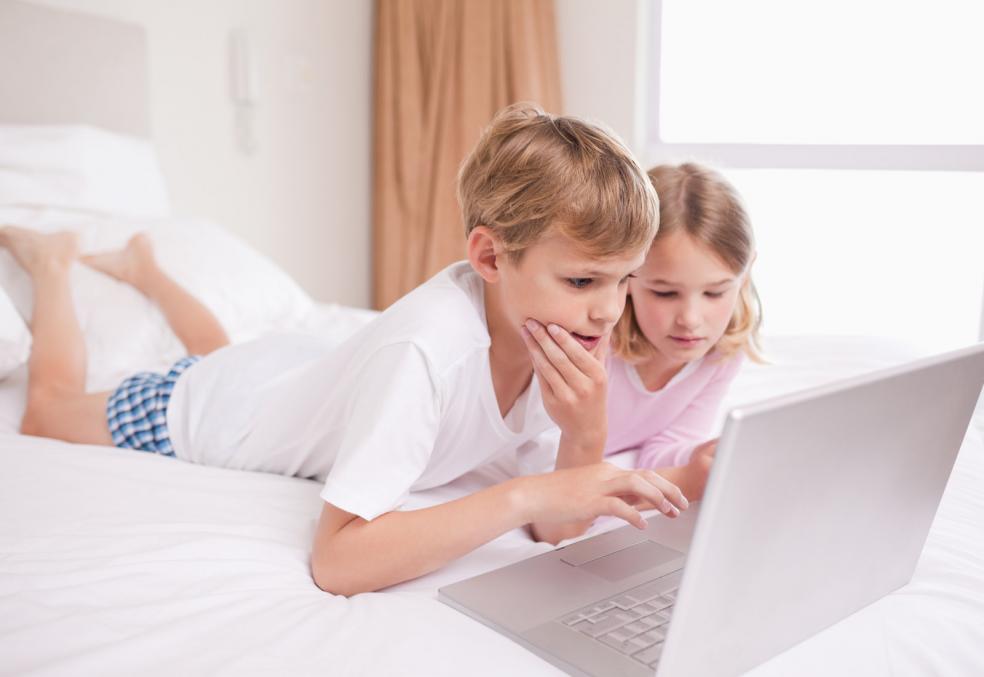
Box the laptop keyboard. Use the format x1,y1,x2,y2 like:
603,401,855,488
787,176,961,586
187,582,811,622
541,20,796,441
557,579,677,667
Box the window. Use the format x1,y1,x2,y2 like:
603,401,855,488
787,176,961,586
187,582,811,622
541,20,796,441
646,0,984,352
726,169,984,347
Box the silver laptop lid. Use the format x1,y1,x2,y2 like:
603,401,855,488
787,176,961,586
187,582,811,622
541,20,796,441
658,343,984,676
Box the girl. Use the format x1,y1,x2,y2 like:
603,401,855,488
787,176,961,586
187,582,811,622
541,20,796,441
605,163,764,500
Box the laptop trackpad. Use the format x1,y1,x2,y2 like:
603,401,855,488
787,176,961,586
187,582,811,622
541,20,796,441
577,540,685,582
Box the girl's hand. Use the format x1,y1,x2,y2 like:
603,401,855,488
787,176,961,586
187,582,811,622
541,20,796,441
521,462,689,531
520,318,609,452
681,438,717,501
652,439,718,502
689,438,717,474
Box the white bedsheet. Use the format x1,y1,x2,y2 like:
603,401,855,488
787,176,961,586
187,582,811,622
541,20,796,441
1,313,982,676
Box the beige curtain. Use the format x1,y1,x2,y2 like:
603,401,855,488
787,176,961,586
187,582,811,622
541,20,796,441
372,0,562,309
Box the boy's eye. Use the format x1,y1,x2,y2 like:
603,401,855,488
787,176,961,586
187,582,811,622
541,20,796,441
567,277,594,289
653,291,676,298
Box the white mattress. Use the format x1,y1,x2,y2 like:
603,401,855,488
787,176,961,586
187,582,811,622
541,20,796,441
1,311,982,676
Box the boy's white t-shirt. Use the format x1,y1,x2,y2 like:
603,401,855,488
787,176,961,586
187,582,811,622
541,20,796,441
165,262,558,521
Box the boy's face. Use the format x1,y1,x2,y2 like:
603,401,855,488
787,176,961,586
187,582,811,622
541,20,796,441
495,229,647,356
629,230,744,366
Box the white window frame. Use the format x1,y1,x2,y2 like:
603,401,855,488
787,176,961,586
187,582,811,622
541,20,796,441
645,0,984,341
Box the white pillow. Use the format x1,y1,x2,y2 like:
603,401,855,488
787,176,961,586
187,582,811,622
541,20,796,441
0,287,30,380
0,125,170,219
0,212,314,391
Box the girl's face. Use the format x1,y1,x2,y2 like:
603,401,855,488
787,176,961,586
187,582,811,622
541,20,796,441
629,230,746,367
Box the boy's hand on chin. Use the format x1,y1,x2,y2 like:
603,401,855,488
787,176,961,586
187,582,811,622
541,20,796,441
520,318,608,451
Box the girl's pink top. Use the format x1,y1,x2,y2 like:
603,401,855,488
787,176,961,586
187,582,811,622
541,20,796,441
604,351,744,469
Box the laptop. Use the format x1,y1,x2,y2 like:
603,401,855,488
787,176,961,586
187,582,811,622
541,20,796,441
439,343,984,676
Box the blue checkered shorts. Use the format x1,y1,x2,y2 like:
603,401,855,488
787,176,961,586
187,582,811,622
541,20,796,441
106,356,201,456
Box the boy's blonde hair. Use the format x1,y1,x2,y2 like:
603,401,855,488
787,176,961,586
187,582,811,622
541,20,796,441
457,103,659,261
613,163,764,363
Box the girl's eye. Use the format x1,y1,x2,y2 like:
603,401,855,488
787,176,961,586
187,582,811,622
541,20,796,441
705,291,725,299
567,278,593,289
653,291,676,298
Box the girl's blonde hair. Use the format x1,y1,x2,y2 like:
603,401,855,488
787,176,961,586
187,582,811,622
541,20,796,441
457,103,659,261
613,163,764,363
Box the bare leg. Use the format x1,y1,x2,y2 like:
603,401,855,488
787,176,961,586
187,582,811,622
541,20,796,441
0,226,113,445
82,233,230,355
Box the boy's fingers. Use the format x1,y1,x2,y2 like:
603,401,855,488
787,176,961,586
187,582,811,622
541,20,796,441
544,323,605,379
520,324,541,357
522,327,568,399
599,496,646,530
526,320,586,386
630,495,679,518
610,473,687,515
528,354,554,398
606,474,664,512
642,470,689,510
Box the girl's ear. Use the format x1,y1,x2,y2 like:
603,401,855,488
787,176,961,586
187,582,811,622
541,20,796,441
467,226,502,284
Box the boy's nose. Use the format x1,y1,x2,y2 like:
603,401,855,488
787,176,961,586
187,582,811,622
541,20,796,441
589,289,624,326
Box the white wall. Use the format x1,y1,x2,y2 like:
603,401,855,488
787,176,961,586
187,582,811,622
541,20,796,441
27,0,372,307
18,0,644,310
555,0,649,155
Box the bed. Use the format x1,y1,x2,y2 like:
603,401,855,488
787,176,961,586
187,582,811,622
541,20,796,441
2,3,983,676
1,327,982,676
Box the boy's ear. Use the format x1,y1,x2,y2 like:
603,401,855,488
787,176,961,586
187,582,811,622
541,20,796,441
467,226,502,283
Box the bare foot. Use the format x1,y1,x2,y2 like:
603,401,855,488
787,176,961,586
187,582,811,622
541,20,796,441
81,233,159,288
0,226,79,276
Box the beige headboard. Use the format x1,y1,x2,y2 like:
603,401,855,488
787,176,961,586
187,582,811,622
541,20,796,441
0,0,149,137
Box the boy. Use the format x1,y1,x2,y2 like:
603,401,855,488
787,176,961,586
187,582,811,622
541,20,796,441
3,104,687,596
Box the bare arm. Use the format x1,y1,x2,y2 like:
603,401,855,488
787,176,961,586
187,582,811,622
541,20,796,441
311,463,688,596
310,319,690,595
312,478,527,596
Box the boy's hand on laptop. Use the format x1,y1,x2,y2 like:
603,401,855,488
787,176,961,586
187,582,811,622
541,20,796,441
521,319,608,453
522,463,689,533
